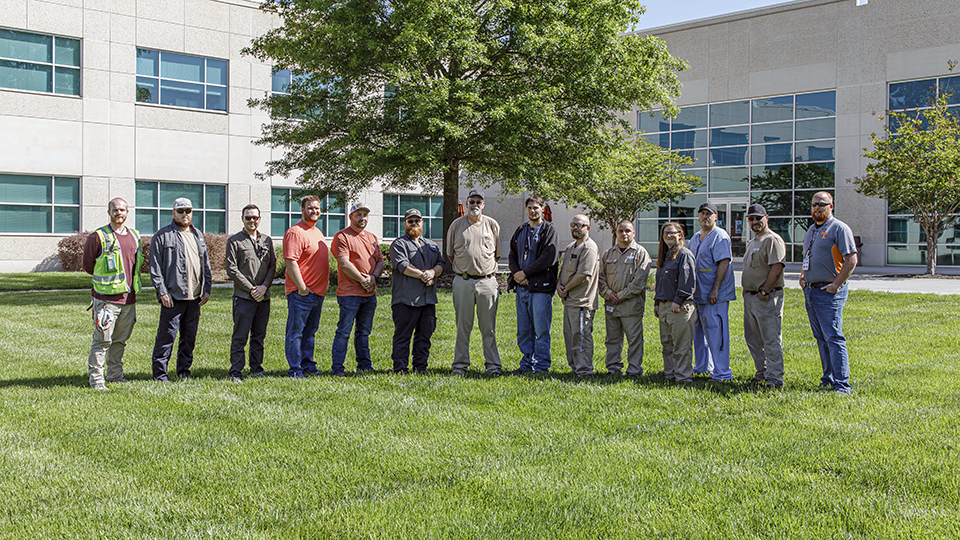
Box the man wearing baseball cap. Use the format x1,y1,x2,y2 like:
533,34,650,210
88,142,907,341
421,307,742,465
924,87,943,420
149,197,212,381
741,204,787,389
330,201,384,376
687,201,736,381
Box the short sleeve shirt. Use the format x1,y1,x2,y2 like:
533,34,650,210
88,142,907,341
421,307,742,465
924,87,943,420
559,238,599,309
742,229,787,291
180,229,201,300
688,227,737,304
446,215,500,275
283,221,330,296
331,227,383,297
802,216,856,284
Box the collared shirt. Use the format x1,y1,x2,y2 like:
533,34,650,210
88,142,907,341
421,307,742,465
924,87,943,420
654,247,696,305
390,234,444,307
225,230,276,301
742,229,786,291
802,216,856,284
688,226,737,304
559,238,599,309
331,227,383,297
598,242,651,317
180,229,201,300
446,215,500,275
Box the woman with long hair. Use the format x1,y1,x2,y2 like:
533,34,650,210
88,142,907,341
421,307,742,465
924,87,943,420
654,222,697,383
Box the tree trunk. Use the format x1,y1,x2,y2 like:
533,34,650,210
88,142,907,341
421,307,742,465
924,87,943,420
442,158,461,263
925,228,937,275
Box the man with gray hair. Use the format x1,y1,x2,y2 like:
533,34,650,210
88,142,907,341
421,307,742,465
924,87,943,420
558,214,600,377
149,197,212,382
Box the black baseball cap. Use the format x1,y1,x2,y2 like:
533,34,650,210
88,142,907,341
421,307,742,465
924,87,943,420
698,202,718,215
746,204,768,217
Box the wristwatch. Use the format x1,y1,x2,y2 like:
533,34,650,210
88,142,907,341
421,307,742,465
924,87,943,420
758,289,769,297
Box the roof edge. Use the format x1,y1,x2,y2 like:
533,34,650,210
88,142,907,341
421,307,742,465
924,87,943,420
635,0,850,36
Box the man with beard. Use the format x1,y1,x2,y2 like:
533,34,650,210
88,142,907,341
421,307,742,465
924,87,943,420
389,209,445,374
330,202,384,376
741,204,786,389
598,219,651,377
446,189,503,376
149,197,212,382
800,191,857,394
558,214,600,377
507,196,558,374
82,197,144,390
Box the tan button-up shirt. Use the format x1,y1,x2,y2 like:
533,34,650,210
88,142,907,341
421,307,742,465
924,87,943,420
598,242,651,317
446,215,500,276
742,229,786,291
559,238,599,309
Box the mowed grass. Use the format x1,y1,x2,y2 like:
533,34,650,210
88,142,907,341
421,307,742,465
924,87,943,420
0,284,958,539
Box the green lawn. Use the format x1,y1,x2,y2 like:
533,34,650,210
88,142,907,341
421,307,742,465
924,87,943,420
0,285,957,539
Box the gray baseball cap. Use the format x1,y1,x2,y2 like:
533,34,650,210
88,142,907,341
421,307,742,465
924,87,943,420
173,198,193,210
404,208,422,220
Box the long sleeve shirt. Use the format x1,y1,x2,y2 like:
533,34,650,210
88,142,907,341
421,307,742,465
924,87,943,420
654,247,696,305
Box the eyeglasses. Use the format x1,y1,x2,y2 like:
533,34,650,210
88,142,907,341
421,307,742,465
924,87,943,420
570,223,589,229
812,202,831,208
243,215,261,221
663,231,681,237
405,218,422,224
175,208,192,214
466,200,483,206
747,216,764,222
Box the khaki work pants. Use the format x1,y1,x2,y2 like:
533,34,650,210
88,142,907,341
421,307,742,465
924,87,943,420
88,298,136,386
452,275,501,374
604,311,644,376
658,300,695,382
743,291,785,385
563,306,595,375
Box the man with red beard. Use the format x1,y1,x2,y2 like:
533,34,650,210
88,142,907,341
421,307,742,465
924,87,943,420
799,191,858,394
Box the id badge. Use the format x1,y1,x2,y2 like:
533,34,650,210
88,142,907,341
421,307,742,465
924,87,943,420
802,251,810,271
606,305,614,313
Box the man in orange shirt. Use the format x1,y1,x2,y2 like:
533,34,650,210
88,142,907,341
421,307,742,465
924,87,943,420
283,195,330,378
330,202,384,376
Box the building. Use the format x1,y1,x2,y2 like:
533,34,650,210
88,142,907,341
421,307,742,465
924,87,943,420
1,0,958,270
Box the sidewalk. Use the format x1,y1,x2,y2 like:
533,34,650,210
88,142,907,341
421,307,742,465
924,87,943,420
734,264,960,296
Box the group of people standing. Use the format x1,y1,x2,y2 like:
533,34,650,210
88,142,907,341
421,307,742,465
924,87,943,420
81,190,857,394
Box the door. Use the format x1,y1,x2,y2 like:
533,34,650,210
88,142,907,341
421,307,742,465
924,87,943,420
710,200,748,259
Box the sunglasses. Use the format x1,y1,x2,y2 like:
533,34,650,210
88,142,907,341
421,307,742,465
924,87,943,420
570,223,588,229
406,218,422,224
812,202,831,208
175,208,193,214
466,200,483,206
747,216,764,222
243,215,261,221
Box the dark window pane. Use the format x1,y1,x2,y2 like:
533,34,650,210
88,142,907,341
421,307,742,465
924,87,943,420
0,204,51,232
0,173,51,204
0,29,51,63
794,162,835,189
684,169,708,192
636,219,660,241
136,77,158,103
709,101,750,127
205,210,226,234
161,51,203,82
677,150,707,168
271,188,289,213
54,66,80,95
889,80,936,110
671,129,707,150
794,190,833,216
430,197,443,218
794,217,814,242
136,181,158,208
671,193,708,222
709,167,748,192
136,210,158,235
271,213,289,236
888,110,929,134
53,177,80,205
752,143,792,165
384,217,399,239
272,68,290,94
328,214,345,232
796,118,835,140
709,146,748,166
383,194,399,216
639,132,666,147
136,48,159,76
206,85,227,111
638,110,670,132
53,37,80,67
160,182,203,208
768,217,792,243
0,60,52,93
53,206,79,233
750,165,792,191
710,125,749,147
796,141,835,162
205,184,226,209
887,199,909,216
325,193,345,214
751,191,792,217
752,121,793,143
940,75,960,105
206,59,227,86
399,194,429,216
673,105,707,130
160,79,203,109
886,216,957,244
752,95,794,123
796,91,836,118
887,245,960,266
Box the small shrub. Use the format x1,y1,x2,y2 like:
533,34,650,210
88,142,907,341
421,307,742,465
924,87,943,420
140,236,152,273
203,233,230,281
274,245,286,280
57,231,89,271
329,251,339,286
379,243,392,277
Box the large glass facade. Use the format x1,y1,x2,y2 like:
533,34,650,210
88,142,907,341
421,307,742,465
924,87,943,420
0,173,80,233
270,188,345,237
382,193,443,240
886,76,960,266
637,90,836,261
135,181,226,234
0,28,80,96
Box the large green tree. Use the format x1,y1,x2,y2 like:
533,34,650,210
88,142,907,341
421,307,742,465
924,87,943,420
855,92,960,275
243,0,686,238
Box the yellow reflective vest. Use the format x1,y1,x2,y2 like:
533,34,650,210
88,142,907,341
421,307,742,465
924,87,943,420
92,225,144,295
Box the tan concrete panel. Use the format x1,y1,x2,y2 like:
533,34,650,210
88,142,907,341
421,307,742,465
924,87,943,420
230,33,254,60
0,93,82,121
109,42,135,74
251,8,277,38
676,78,708,106
0,236,62,270
136,18,184,52
110,13,136,45
27,0,83,36
137,0,184,24
229,57,251,90
858,83,885,117
38,0,81,8
748,62,836,98
135,105,228,134
0,116,82,174
109,0,135,17
707,76,729,103
228,134,253,184
250,61,272,94
83,124,114,178
229,3,253,36
82,38,110,71
228,112,251,138
110,101,134,126
184,27,230,60
81,67,110,100
185,0,230,32
82,96,110,124
109,72,134,102
0,0,27,28
83,6,110,40
229,85,251,116
250,137,271,180
84,0,110,11
887,44,960,83
135,127,228,182
659,28,710,80
108,125,135,178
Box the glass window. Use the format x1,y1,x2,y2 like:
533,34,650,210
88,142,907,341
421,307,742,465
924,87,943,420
638,110,670,133
0,173,80,233
752,122,793,143
671,129,707,150
795,118,835,140
768,217,793,244
796,91,836,118
709,167,748,192
887,244,960,266
794,162,835,189
673,105,707,130
135,48,227,111
383,193,443,240
710,126,749,147
677,149,707,169
752,143,793,165
0,29,81,96
939,75,960,105
270,188,346,237
889,79,936,110
709,146,748,167
709,101,750,127
750,165,792,191
135,181,227,234
752,95,793,123
795,140,835,162
751,191,792,217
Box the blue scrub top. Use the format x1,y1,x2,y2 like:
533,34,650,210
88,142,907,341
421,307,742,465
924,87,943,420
688,227,737,304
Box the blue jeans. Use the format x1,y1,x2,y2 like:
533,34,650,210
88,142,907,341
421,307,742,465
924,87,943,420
331,295,377,375
285,292,324,376
804,284,851,393
515,287,553,372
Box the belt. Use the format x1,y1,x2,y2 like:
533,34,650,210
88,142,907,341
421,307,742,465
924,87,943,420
460,273,494,280
808,282,832,289
745,287,783,295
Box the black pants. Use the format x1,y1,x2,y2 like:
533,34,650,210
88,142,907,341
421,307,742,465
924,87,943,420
230,296,270,377
392,303,436,372
152,299,201,380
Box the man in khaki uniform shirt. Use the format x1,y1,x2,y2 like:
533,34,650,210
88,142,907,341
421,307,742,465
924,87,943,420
598,219,651,376
446,189,502,375
741,204,787,388
558,214,600,377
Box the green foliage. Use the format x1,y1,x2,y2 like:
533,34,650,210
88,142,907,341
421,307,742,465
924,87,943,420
243,0,686,232
855,92,960,274
274,244,286,279
379,242,392,276
56,231,88,271
567,136,700,234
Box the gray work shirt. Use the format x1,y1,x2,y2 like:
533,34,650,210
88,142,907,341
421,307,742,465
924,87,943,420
802,216,856,284
390,234,445,307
